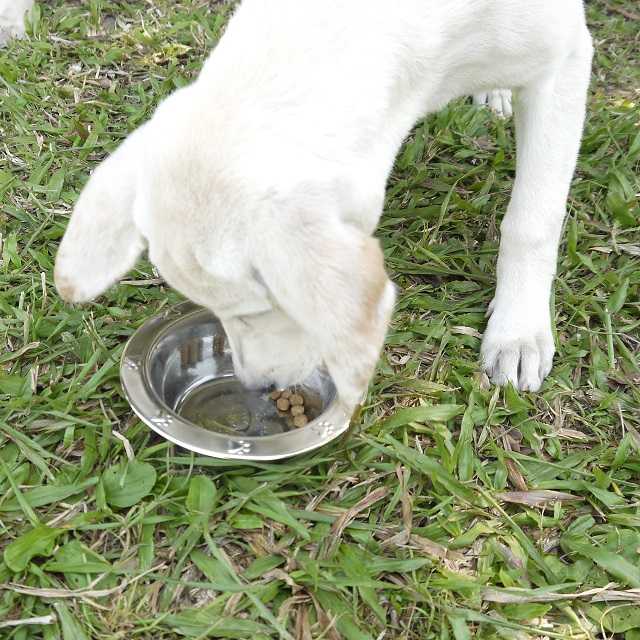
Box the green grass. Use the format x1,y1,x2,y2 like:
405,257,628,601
0,1,639,638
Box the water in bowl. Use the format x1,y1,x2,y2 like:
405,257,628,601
175,377,323,437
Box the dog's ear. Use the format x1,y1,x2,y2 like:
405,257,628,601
254,218,395,412
54,125,148,303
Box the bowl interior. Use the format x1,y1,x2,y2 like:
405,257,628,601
145,310,336,438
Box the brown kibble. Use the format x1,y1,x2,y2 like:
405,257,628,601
289,393,304,406
270,390,282,400
281,390,292,399
276,398,290,411
291,405,305,417
293,415,308,428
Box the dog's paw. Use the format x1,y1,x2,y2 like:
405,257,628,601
473,89,513,118
0,26,19,47
480,300,554,392
0,0,31,47
0,23,25,48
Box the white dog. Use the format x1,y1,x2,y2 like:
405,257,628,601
50,1,593,413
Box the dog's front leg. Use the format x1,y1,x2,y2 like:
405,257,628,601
481,31,593,391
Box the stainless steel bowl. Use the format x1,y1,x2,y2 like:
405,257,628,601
120,301,350,460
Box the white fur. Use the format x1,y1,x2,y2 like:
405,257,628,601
0,0,33,45
54,0,593,410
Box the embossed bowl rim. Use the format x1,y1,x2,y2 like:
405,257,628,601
120,301,351,461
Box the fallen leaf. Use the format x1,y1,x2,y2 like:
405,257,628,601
496,490,581,507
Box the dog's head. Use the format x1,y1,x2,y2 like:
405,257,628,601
54,88,395,412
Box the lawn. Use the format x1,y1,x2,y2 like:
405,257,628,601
0,1,639,638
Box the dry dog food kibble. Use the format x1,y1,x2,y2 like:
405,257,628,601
289,394,304,406
270,388,309,427
293,415,308,428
